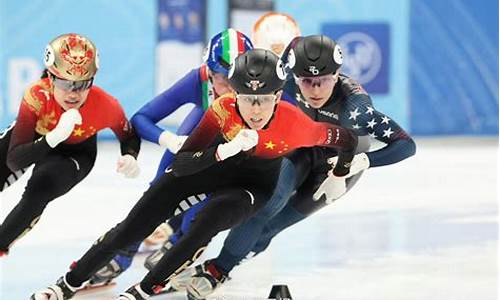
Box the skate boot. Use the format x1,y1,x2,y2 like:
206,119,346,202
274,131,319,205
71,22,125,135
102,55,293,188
143,240,173,270
186,260,229,300
88,242,139,286
116,284,151,300
30,275,80,300
169,259,210,291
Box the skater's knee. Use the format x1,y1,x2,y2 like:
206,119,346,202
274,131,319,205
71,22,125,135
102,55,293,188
24,169,71,200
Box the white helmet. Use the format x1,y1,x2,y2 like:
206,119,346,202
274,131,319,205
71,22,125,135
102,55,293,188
252,12,301,56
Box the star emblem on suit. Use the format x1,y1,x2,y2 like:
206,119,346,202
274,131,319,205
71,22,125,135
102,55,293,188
381,116,391,124
349,108,361,121
73,127,85,137
265,141,276,150
382,127,394,138
365,106,374,115
366,118,377,129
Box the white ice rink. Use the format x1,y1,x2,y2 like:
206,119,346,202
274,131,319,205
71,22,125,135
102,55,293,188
0,137,497,300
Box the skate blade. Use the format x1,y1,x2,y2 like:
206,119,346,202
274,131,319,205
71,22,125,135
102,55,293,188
154,286,179,295
77,281,117,294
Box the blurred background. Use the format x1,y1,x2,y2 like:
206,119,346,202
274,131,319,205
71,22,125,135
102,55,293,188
0,0,498,136
0,0,498,299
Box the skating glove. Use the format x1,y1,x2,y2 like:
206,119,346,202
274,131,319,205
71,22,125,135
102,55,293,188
313,153,370,204
45,108,82,148
313,174,347,204
117,154,140,178
216,129,258,161
327,152,370,177
158,130,188,154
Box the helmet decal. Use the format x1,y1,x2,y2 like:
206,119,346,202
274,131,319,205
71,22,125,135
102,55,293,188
333,44,343,65
308,66,319,75
206,28,253,76
221,29,244,65
287,49,296,69
44,45,55,67
276,59,287,80
245,80,265,91
45,33,98,81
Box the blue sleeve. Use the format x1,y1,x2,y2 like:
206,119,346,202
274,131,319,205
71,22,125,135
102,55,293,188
338,93,416,167
130,68,203,144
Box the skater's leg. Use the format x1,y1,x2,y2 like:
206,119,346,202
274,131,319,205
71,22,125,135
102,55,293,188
65,168,222,287
143,194,210,270
139,187,266,296
213,158,297,272
0,143,96,251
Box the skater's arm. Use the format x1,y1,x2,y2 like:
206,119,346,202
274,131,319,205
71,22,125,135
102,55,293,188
131,69,202,144
293,109,358,177
6,102,51,170
340,93,416,167
106,98,141,159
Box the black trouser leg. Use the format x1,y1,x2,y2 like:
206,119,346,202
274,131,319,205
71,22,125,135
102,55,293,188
0,148,95,251
66,164,229,286
140,187,267,292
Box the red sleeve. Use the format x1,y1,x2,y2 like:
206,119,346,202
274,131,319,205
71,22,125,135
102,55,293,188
101,95,132,140
292,109,356,150
100,93,141,158
292,109,358,176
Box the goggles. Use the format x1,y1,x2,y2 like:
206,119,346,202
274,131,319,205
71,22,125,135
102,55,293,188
294,74,337,89
236,94,278,108
51,74,93,91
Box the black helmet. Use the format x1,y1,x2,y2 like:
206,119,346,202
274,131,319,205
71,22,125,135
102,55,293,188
228,48,286,94
288,35,343,77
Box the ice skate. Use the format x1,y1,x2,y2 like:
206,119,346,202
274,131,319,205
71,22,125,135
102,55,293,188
30,276,79,300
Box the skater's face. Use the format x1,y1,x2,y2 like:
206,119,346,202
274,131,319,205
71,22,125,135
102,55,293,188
295,71,338,109
236,91,282,130
50,74,92,110
210,71,234,96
